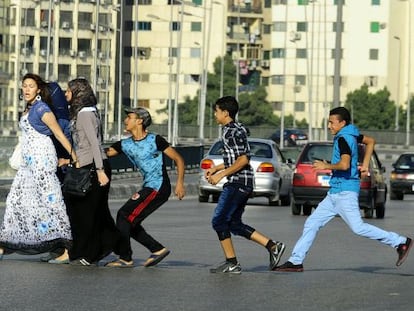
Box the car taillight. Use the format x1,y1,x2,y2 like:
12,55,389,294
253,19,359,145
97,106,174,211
200,159,214,170
257,162,275,173
292,172,305,186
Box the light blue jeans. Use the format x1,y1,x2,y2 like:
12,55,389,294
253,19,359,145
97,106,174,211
289,191,406,265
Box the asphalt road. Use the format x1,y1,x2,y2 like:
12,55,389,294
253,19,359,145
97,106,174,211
1,191,414,311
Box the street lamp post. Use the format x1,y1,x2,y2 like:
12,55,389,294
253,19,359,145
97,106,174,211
172,1,184,146
45,0,53,81
394,36,401,132
116,1,123,139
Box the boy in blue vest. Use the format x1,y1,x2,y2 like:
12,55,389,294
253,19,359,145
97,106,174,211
275,107,412,272
105,107,185,267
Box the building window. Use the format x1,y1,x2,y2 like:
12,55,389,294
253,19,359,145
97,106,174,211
138,99,150,108
369,49,379,60
271,75,284,85
272,48,285,58
334,0,346,4
138,74,150,82
298,0,309,5
365,76,378,87
264,0,271,8
172,22,180,31
58,65,70,81
191,22,201,32
370,22,380,33
272,101,283,111
138,21,152,31
190,48,201,58
273,0,287,4
295,75,306,86
296,49,307,58
297,22,307,32
170,47,178,57
77,65,91,80
262,76,269,86
332,22,345,32
272,22,287,32
263,24,272,34
371,0,380,4
184,74,200,84
295,102,305,112
263,50,271,60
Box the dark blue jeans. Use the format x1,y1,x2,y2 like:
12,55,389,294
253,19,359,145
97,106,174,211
211,183,255,240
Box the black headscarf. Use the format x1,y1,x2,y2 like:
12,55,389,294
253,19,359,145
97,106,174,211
67,78,97,120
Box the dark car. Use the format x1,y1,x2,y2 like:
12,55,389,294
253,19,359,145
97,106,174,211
390,153,414,200
291,141,387,218
270,128,308,147
198,138,293,206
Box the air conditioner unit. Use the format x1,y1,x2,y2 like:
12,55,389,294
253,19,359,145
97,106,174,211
98,25,106,32
380,23,387,29
294,84,302,93
97,78,105,85
98,52,105,59
241,22,248,28
290,31,301,42
62,21,70,29
41,21,48,28
40,49,47,57
21,48,30,56
78,51,86,58
90,23,96,31
69,50,77,57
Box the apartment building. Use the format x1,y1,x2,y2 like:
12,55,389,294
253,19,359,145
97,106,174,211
0,0,412,140
265,0,413,134
0,0,119,138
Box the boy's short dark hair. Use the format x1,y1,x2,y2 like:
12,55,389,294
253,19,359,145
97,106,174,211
215,96,239,120
330,106,351,125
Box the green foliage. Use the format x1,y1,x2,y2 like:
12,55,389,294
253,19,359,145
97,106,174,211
344,84,396,130
179,56,303,127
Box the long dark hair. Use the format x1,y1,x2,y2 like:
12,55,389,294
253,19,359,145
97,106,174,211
22,73,52,108
67,78,97,119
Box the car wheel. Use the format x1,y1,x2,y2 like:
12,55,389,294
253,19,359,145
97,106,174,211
198,194,209,202
390,190,403,200
291,200,302,215
303,204,312,216
376,202,385,219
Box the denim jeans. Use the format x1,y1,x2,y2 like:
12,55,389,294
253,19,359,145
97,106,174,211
289,191,406,265
212,183,255,240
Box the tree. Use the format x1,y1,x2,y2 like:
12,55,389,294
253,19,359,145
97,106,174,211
344,84,396,130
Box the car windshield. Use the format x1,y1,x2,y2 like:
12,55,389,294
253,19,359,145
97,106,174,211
395,154,414,169
302,144,365,164
209,141,272,158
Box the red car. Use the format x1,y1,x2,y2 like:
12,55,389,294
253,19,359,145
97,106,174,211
291,142,387,218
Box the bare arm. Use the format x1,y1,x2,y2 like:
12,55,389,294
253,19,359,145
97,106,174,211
106,146,119,157
163,146,185,200
313,154,351,171
360,135,375,176
206,154,250,185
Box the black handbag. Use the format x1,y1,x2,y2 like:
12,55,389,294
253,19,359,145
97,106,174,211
62,165,93,197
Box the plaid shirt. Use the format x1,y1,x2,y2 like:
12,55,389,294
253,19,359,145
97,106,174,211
221,122,254,187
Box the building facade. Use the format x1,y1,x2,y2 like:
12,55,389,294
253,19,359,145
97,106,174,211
0,0,413,142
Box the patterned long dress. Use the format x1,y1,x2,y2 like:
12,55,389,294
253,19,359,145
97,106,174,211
0,112,72,255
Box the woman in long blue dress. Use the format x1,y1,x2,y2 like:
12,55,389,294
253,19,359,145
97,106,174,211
0,73,76,260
